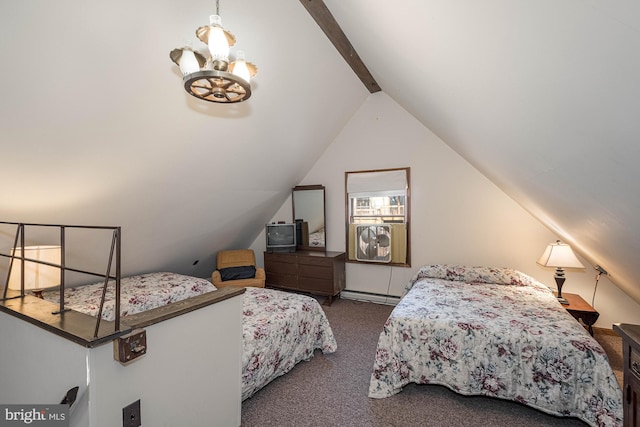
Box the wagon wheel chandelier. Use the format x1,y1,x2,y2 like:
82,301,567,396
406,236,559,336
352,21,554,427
170,0,258,103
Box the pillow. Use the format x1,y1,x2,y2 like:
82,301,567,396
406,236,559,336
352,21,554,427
219,265,256,281
409,265,545,289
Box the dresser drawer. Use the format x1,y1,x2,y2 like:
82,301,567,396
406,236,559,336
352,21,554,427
297,256,333,267
299,263,332,280
632,346,640,380
613,323,640,427
265,259,297,276
302,277,334,294
265,252,297,264
266,272,299,288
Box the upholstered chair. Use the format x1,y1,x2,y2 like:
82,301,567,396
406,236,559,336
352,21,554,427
211,249,266,289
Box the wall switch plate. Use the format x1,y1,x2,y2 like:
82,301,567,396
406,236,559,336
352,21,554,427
123,399,141,427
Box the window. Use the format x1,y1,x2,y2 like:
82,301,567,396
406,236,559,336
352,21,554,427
345,167,410,266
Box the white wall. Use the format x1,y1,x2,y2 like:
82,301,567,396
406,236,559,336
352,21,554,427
0,294,243,427
89,295,242,427
0,312,90,426
261,92,640,329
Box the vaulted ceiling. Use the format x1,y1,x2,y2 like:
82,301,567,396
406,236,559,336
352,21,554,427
1,1,639,303
319,0,640,303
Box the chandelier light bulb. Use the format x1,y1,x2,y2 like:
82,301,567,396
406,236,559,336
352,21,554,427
207,15,230,65
231,50,251,83
179,49,201,76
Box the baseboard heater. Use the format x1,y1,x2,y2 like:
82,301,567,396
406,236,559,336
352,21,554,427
340,290,401,306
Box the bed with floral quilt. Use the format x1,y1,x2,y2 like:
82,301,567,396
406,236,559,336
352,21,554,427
368,265,622,427
42,272,337,401
241,286,336,400
42,272,217,321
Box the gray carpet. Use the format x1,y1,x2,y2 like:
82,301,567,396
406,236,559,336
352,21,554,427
241,298,623,427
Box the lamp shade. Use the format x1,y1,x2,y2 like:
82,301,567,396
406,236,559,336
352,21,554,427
230,50,251,83
8,245,61,291
205,15,232,63
178,49,202,76
536,240,584,269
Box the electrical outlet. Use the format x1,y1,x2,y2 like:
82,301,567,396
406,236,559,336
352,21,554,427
123,399,141,427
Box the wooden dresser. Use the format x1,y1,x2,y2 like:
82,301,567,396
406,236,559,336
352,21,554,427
264,251,346,304
614,323,640,427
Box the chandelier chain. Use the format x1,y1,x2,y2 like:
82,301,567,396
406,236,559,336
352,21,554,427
216,0,220,15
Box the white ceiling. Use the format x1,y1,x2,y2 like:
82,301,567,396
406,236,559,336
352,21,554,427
324,0,640,303
0,0,369,276
1,1,639,302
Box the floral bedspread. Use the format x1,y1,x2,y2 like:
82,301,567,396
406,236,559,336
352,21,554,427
368,265,623,427
241,287,337,400
308,227,325,247
42,273,336,400
42,272,216,321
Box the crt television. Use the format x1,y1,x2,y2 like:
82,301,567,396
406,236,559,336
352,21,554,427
266,223,297,253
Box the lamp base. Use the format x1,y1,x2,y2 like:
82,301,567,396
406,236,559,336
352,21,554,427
554,273,568,305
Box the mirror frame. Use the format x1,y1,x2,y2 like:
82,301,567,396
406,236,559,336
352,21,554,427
292,185,326,251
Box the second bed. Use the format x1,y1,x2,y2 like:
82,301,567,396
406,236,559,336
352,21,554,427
43,272,337,400
368,265,622,427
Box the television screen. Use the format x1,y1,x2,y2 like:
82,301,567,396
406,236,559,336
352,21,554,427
266,223,297,253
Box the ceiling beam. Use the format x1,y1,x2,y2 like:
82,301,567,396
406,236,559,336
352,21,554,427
299,0,381,93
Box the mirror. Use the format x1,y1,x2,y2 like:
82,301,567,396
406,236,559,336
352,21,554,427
292,185,326,251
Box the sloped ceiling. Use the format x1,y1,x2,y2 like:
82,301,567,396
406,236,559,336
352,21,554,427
321,0,640,303
1,1,639,303
0,0,368,277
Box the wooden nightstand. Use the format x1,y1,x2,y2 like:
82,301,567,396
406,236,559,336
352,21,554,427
558,292,599,336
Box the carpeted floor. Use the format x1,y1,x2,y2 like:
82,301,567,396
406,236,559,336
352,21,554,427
241,298,623,427
594,329,623,386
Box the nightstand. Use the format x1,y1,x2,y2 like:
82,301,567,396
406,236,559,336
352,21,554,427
558,292,599,336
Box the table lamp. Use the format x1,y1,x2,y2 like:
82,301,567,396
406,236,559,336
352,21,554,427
8,245,61,298
537,240,584,304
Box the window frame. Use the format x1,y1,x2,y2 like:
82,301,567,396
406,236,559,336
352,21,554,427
344,167,411,267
